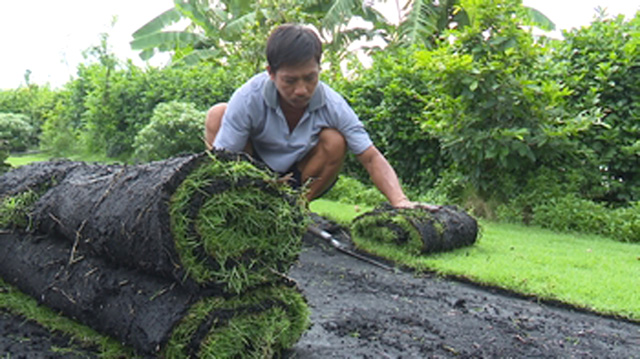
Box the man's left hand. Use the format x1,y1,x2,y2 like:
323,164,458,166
392,199,441,212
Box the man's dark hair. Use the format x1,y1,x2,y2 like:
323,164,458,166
266,24,322,73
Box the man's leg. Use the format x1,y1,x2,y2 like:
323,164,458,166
298,128,347,201
204,103,227,150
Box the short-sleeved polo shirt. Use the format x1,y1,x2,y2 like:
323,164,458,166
213,72,373,173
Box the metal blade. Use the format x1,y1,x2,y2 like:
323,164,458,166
308,226,397,272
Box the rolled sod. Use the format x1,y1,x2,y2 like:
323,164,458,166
1,151,308,294
0,232,309,357
0,160,84,229
350,204,478,255
0,159,84,197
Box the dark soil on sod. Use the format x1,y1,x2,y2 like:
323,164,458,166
1,220,639,358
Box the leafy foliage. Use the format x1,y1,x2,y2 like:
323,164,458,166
323,175,386,206
0,140,9,174
0,113,38,152
342,46,445,189
0,85,57,137
40,60,250,159
133,101,205,162
416,0,594,201
550,11,640,203
131,0,389,72
529,195,640,243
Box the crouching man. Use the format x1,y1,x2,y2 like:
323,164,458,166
205,23,437,210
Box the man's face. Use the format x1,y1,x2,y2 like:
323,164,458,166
269,58,320,110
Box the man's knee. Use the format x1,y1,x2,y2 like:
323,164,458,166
204,103,227,149
318,128,347,157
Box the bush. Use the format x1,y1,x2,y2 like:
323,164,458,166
341,47,444,190
531,194,610,236
132,101,205,162
414,2,596,202
0,85,56,134
322,175,387,207
0,140,10,174
0,113,37,152
495,166,603,223
38,60,252,160
551,12,640,203
499,193,640,243
535,196,640,243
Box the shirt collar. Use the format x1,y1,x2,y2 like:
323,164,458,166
262,74,325,112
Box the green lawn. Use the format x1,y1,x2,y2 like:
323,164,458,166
6,152,52,167
6,152,113,167
310,199,640,322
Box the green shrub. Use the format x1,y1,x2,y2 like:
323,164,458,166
415,3,595,202
38,59,251,160
495,166,602,224
551,12,640,203
133,101,205,162
0,113,37,152
0,140,10,174
39,75,91,157
531,194,610,235
507,194,640,243
342,47,444,190
322,175,387,207
606,202,640,243
0,85,57,133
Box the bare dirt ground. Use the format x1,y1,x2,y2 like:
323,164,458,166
1,219,640,358
286,231,640,358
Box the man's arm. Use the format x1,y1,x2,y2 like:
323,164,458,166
357,145,439,210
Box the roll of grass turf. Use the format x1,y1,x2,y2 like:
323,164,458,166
0,160,83,229
350,204,478,255
164,283,309,358
0,151,308,294
0,159,83,197
0,232,309,357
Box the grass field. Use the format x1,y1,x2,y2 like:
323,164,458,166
310,199,640,322
6,152,113,167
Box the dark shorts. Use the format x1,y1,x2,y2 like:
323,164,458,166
252,152,337,198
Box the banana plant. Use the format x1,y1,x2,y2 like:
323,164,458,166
389,0,554,48
130,0,553,67
130,0,387,68
130,0,256,66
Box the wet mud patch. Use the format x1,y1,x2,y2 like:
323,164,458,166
286,229,640,358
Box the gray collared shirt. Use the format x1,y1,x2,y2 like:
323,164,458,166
213,72,373,173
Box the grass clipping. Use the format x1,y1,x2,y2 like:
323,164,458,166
350,204,478,256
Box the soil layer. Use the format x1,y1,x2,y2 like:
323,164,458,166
1,223,639,358
286,232,640,358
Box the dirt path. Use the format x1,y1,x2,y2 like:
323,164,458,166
1,228,639,358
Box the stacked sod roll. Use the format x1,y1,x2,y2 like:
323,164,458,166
350,203,478,255
0,151,310,357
